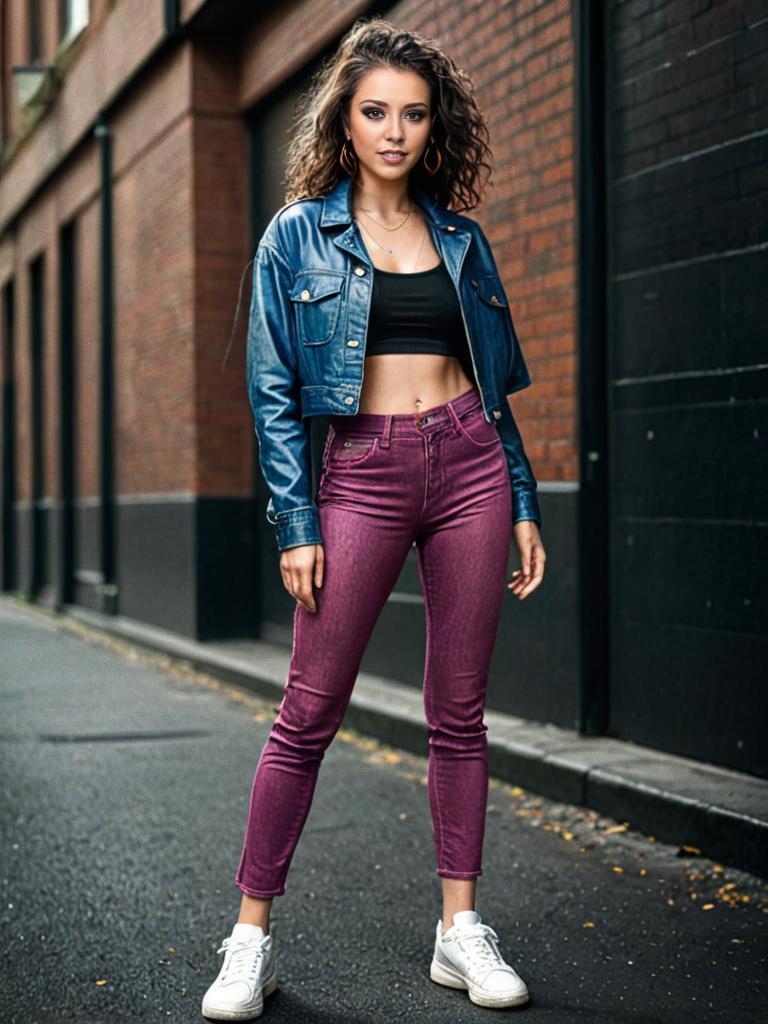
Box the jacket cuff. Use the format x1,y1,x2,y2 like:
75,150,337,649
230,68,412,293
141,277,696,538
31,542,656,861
512,488,542,528
270,505,323,551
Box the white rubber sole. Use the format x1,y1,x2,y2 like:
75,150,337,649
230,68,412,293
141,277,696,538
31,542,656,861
201,974,278,1020
430,957,530,1009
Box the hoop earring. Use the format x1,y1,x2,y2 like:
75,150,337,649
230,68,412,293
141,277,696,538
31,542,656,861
339,137,358,177
423,136,442,176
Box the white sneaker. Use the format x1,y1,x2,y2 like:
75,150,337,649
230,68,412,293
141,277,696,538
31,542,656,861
201,922,278,1020
430,910,530,1009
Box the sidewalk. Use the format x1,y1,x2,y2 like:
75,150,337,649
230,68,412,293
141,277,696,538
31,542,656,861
9,595,767,879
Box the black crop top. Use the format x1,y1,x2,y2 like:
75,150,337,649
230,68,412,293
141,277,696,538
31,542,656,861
366,259,474,380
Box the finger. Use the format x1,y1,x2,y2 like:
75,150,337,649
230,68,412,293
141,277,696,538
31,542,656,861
280,564,292,597
314,547,324,589
298,570,317,614
288,567,305,610
520,545,532,581
518,546,546,599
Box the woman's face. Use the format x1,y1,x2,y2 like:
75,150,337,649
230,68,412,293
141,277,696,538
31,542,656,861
344,66,433,185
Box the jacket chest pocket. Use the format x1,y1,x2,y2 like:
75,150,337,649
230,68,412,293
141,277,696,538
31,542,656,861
471,275,509,312
288,272,345,346
470,274,512,352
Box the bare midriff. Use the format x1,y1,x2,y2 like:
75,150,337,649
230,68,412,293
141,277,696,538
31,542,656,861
358,353,477,415
356,214,478,415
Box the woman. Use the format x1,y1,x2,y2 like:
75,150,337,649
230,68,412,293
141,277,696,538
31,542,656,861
203,17,546,1020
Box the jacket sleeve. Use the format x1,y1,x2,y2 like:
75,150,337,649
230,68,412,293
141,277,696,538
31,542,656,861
496,398,542,528
246,239,323,551
471,222,542,529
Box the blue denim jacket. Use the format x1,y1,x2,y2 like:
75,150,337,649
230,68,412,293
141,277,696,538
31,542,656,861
247,175,541,551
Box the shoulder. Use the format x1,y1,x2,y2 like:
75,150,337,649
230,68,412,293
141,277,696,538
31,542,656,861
258,195,324,258
433,206,492,251
455,211,491,246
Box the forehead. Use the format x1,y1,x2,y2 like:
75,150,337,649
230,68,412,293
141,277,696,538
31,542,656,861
352,66,431,104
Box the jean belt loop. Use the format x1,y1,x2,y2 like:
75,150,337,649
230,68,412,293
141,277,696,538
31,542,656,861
380,414,393,449
322,423,336,465
445,399,464,435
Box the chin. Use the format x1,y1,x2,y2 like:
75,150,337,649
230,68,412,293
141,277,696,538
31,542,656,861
364,161,412,181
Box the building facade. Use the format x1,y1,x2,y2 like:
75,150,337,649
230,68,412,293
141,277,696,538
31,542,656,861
0,0,765,779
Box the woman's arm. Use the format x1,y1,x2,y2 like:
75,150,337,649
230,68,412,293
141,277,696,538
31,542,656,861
496,397,542,528
471,221,542,528
247,239,322,551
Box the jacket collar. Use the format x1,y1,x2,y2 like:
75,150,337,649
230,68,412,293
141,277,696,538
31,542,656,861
319,174,456,230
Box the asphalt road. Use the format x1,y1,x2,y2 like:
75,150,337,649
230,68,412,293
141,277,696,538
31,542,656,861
1,597,766,1024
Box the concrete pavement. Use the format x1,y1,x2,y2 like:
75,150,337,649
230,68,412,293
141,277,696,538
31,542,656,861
1,596,767,1023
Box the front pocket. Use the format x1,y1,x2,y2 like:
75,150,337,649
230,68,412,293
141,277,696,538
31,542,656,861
328,434,380,466
456,412,502,448
288,272,345,345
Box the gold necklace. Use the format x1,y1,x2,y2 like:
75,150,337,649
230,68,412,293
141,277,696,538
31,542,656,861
358,217,428,272
351,182,414,232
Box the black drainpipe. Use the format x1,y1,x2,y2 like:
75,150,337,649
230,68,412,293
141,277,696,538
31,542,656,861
575,0,610,735
94,113,117,614
164,0,180,35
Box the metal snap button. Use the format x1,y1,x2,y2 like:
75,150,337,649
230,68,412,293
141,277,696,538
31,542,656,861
344,396,355,405
347,339,360,347
493,410,502,420
354,267,366,276
300,289,310,300
446,225,456,232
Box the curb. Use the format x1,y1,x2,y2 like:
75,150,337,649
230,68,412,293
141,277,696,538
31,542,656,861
9,597,767,880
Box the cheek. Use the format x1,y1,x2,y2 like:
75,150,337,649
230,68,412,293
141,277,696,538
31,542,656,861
352,115,379,144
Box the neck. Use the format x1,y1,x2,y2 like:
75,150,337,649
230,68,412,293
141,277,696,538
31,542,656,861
350,174,413,219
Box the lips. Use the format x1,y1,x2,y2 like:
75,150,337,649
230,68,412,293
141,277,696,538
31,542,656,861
380,150,406,156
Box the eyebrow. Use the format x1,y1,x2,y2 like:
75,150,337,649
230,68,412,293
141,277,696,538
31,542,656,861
358,99,429,108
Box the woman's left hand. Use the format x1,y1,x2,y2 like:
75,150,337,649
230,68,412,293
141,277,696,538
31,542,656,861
507,521,546,600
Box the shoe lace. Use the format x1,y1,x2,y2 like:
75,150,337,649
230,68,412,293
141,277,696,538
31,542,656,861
452,924,506,971
216,936,268,982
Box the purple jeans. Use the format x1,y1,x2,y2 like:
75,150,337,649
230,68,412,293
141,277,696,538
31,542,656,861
235,385,512,897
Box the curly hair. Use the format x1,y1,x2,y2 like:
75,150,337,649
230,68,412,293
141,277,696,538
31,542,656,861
283,16,493,212
220,17,494,370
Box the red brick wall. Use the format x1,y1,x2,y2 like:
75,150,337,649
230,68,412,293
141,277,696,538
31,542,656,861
0,0,578,512
239,0,578,485
388,0,577,484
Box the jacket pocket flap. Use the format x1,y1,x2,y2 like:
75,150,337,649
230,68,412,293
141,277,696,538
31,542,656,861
470,275,508,307
289,273,344,303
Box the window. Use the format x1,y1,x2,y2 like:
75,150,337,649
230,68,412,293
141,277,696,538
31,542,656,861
59,0,89,45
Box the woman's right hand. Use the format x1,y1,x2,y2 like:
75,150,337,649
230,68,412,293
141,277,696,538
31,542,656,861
279,543,324,613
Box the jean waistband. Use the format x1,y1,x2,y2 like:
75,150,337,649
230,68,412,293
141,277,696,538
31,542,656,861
328,386,484,448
